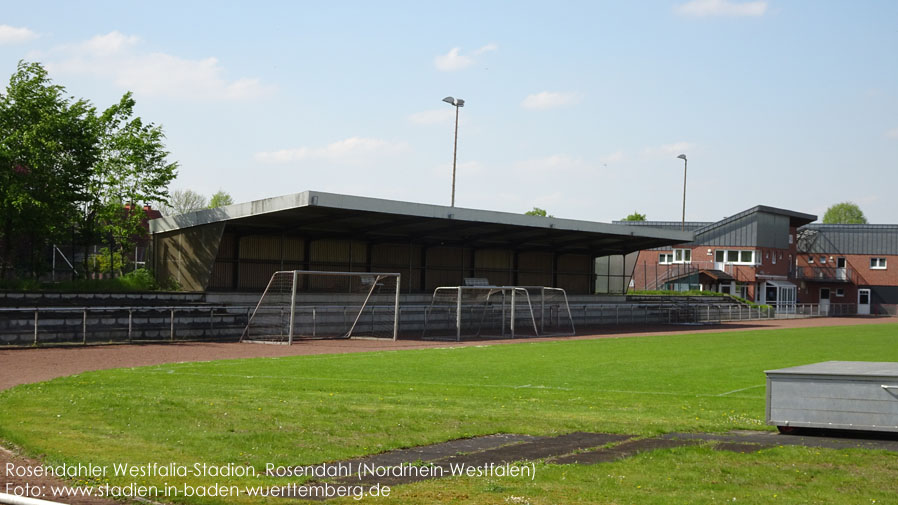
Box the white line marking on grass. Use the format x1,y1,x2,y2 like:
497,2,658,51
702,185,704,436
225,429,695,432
716,384,765,396
130,369,576,391
125,369,769,398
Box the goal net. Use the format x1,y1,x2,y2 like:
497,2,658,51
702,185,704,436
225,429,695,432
527,287,576,337
241,270,400,344
421,286,539,341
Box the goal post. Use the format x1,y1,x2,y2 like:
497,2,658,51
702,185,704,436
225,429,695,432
422,286,539,341
421,285,574,341
526,286,576,337
241,270,401,344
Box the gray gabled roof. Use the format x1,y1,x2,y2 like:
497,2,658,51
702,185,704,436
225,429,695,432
692,205,816,236
613,205,816,249
798,224,898,255
149,190,693,255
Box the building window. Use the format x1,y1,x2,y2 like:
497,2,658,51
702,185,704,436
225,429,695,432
871,257,887,269
808,256,814,264
715,249,757,265
820,256,827,264
674,249,692,263
659,253,673,264
836,288,844,297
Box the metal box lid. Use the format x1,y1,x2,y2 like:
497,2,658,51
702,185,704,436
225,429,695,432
766,361,898,379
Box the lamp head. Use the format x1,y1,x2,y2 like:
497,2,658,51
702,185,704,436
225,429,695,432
677,154,687,160
442,96,456,105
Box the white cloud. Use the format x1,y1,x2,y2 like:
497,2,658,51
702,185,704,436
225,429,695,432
521,91,582,110
600,151,625,164
643,142,695,158
473,43,498,55
434,44,497,71
43,31,272,101
675,0,767,17
886,128,898,139
434,48,472,71
407,108,457,126
255,137,409,164
0,25,38,45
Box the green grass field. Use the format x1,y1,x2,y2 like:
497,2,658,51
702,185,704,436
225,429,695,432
2,323,898,504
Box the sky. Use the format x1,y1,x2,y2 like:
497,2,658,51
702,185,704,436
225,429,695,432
1,0,896,224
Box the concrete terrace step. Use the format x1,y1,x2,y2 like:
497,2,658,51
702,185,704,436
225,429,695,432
0,291,206,308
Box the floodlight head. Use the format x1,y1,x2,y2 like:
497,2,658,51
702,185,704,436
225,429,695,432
456,99,465,107
442,96,456,105
677,154,687,160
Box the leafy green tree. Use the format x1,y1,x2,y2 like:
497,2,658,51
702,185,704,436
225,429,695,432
208,190,234,208
621,212,647,221
86,92,178,273
161,189,207,216
823,202,867,224
525,207,553,217
0,61,98,278
0,61,178,279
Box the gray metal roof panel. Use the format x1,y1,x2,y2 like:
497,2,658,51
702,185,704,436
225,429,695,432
766,361,898,377
798,224,898,255
149,190,694,252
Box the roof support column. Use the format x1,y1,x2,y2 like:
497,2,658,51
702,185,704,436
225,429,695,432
512,250,519,286
232,234,241,290
420,245,428,292
552,252,559,289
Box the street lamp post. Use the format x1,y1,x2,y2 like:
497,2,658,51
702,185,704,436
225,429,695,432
677,154,687,231
442,96,464,207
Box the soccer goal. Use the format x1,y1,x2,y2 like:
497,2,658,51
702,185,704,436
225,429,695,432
241,270,401,344
525,287,576,337
421,286,540,341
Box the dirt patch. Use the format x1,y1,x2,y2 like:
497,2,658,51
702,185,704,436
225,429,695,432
663,430,898,452
551,437,699,465
0,445,120,505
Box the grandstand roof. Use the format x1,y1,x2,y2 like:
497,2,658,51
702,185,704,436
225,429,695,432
149,190,692,255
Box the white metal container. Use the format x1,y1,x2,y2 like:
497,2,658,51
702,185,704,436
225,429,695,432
766,361,898,433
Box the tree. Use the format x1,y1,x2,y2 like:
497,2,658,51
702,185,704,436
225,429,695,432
0,61,98,278
621,212,646,221
0,61,178,279
208,190,234,208
86,92,178,273
161,189,207,216
823,202,867,224
525,207,553,217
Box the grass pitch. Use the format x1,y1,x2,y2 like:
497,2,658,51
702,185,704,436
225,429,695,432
2,323,898,504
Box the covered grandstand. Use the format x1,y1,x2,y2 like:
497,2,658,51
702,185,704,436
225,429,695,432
149,191,692,295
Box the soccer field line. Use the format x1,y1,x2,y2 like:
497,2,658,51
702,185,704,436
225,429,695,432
716,384,765,396
125,369,764,399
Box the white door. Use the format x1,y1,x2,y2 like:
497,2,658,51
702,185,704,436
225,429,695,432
836,257,847,280
858,289,871,315
819,288,831,315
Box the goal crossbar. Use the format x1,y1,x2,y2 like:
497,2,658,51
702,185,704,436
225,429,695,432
241,270,401,344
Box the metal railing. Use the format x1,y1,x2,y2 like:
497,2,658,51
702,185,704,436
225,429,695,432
0,305,253,346
791,266,852,283
776,303,857,318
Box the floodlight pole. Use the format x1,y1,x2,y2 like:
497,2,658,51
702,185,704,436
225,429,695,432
677,154,688,231
443,96,464,207
451,104,459,207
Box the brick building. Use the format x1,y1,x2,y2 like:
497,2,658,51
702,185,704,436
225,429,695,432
795,224,898,315
621,207,898,315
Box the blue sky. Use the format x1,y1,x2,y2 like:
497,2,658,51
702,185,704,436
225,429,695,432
1,1,896,223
